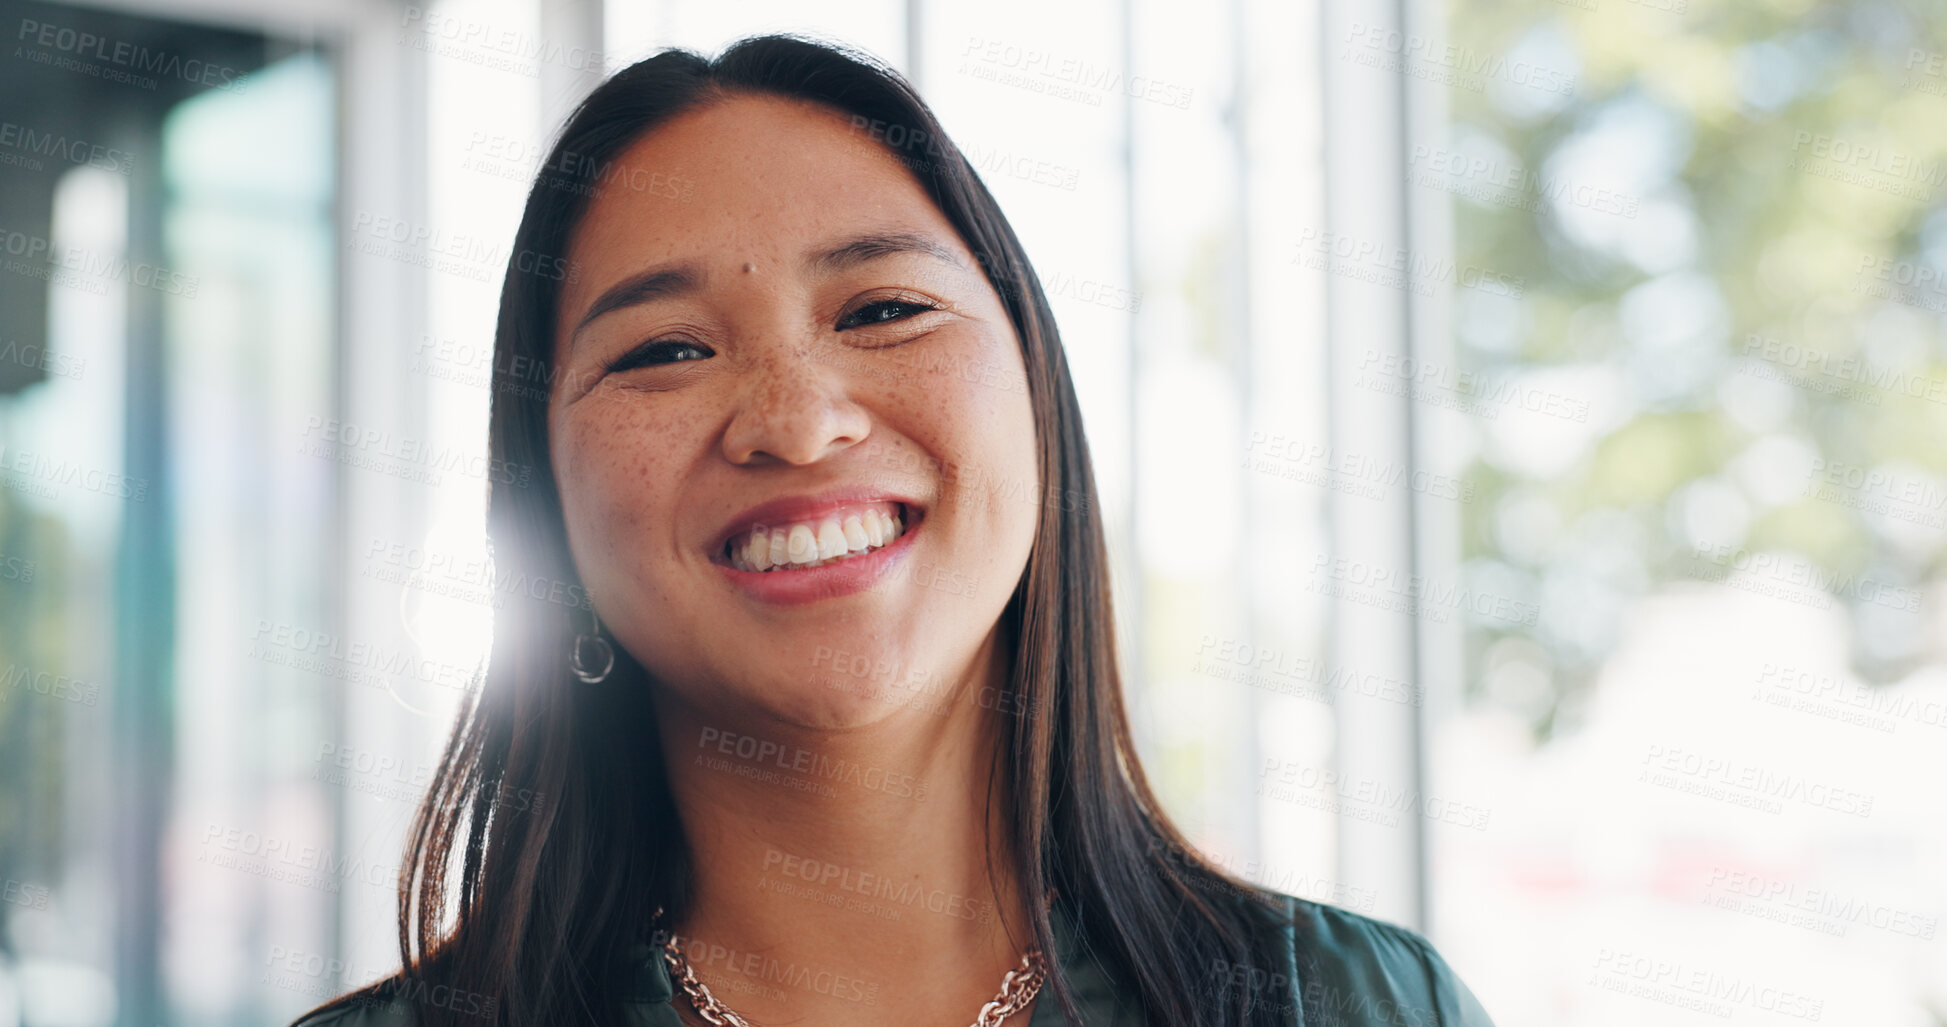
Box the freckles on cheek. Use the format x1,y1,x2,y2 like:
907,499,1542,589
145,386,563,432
949,341,1028,438
558,405,680,565
943,345,1038,522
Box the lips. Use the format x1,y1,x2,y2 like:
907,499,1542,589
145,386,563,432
712,503,925,605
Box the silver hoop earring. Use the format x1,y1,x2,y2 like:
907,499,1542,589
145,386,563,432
570,608,614,684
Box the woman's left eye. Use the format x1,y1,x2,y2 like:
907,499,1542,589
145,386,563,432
837,298,938,330
607,339,712,373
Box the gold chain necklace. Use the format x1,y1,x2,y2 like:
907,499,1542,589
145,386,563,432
653,911,1048,1027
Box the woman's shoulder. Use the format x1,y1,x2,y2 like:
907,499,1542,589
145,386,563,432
287,976,496,1027
1244,887,1498,1027
288,995,417,1027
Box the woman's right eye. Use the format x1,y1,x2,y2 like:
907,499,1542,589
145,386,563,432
608,339,712,373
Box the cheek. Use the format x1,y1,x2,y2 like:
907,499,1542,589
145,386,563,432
967,339,1036,472
983,387,1042,540
553,401,685,570
903,332,1039,532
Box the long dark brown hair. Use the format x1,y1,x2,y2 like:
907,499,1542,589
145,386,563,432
303,33,1291,1027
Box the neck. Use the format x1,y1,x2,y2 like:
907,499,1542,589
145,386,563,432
650,630,1042,1027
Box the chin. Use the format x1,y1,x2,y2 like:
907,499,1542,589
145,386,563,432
715,632,946,729
761,672,937,732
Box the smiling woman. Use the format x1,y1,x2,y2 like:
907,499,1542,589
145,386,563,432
290,34,1494,1027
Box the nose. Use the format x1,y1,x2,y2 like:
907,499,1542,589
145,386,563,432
720,340,873,466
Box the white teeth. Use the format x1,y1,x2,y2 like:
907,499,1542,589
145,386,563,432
725,506,911,572
816,521,848,559
787,524,817,563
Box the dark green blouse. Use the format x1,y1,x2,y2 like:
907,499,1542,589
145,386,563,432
293,893,1496,1026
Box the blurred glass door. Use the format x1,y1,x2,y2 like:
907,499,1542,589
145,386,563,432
0,2,335,1023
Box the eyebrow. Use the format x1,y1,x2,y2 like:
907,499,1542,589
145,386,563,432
569,266,702,343
568,231,965,345
809,231,965,275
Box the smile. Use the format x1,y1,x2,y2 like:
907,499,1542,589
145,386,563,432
711,501,926,606
723,501,909,572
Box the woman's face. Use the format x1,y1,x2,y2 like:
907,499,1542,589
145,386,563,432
548,93,1040,730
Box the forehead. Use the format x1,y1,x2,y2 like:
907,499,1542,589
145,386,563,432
558,93,953,303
